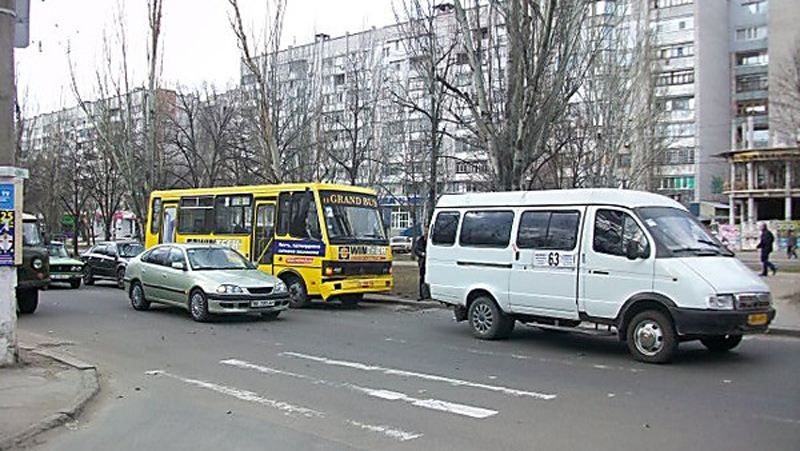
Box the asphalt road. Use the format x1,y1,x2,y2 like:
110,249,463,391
18,283,800,451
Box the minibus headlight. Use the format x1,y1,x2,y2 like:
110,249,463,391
273,281,287,294
217,284,244,294
707,294,735,310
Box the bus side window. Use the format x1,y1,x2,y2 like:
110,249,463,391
150,198,162,235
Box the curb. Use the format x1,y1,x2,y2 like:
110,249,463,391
0,349,100,451
767,326,800,338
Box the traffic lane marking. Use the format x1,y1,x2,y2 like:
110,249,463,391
345,420,423,442
278,351,557,400
221,358,498,419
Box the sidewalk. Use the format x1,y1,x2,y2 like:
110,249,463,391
761,273,800,337
0,335,99,450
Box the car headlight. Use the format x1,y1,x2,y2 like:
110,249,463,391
32,258,43,270
707,294,735,310
72,266,83,272
273,280,287,294
216,284,244,294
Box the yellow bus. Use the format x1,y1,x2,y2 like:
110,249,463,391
145,183,393,307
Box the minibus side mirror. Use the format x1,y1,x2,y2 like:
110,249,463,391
626,241,644,260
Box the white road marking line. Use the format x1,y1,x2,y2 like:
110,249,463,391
351,387,497,419
221,358,499,419
753,414,800,426
384,337,407,344
345,420,423,442
144,369,323,418
446,345,643,373
278,352,557,400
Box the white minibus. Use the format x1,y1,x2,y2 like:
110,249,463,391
426,189,775,363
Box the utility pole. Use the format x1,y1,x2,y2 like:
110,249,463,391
0,0,29,367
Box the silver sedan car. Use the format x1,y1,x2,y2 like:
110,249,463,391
124,244,290,322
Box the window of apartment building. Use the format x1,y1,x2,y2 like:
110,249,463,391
334,74,346,86
735,26,767,41
659,176,695,190
455,160,489,174
736,73,768,92
655,16,694,33
658,42,694,59
736,51,769,67
742,0,768,14
660,122,695,137
652,0,693,9
655,69,694,86
736,100,768,116
658,96,695,111
662,147,695,165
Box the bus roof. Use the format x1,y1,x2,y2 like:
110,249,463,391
149,183,378,200
435,189,686,210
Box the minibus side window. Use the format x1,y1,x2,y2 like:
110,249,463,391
431,212,459,246
593,209,649,257
517,211,580,250
459,211,514,248
277,191,322,240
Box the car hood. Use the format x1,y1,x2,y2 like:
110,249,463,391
49,257,83,266
194,269,278,288
676,257,768,294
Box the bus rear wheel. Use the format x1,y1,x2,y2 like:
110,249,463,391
285,275,310,309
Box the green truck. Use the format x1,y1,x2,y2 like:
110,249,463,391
17,213,50,314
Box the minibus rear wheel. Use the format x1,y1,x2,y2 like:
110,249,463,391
700,334,742,353
626,310,677,363
468,296,515,340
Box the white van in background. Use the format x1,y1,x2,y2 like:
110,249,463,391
426,189,775,363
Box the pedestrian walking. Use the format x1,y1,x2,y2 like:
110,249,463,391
787,229,798,259
756,223,777,276
414,226,429,301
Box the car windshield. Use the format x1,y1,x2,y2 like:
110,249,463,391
186,247,254,270
47,243,69,258
320,191,387,245
637,207,733,257
119,243,145,257
23,221,44,247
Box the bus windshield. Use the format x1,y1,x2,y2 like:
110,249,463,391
320,191,387,245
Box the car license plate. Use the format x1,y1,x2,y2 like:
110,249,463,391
747,313,768,326
51,274,68,280
251,300,275,308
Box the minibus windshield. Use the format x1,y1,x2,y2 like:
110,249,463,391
636,207,733,257
320,191,387,245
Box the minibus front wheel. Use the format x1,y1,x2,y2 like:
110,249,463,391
468,295,515,340
283,274,310,309
626,310,678,364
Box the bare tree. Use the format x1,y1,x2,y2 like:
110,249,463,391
773,40,800,146
445,0,606,191
228,0,285,183
392,0,459,223
323,33,385,185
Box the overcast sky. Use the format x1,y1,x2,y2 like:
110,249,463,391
16,0,396,116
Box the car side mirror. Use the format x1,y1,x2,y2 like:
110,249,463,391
171,261,186,271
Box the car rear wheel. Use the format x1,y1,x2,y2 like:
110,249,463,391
626,310,678,364
284,275,310,309
189,289,211,322
468,296,515,340
700,334,742,353
17,289,39,314
116,268,126,289
130,281,150,311
84,268,95,286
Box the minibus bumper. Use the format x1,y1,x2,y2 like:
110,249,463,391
320,276,393,300
671,307,776,336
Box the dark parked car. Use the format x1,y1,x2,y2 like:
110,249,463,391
82,241,145,288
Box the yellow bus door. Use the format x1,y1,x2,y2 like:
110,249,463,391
252,201,276,274
161,203,178,244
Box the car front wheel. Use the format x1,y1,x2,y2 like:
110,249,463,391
189,289,211,322
17,289,39,314
117,268,126,289
84,268,95,286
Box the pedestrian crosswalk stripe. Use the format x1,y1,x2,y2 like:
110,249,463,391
279,351,557,400
221,358,498,419
144,369,323,418
345,420,423,442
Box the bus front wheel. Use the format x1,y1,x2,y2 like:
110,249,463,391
285,275,310,309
